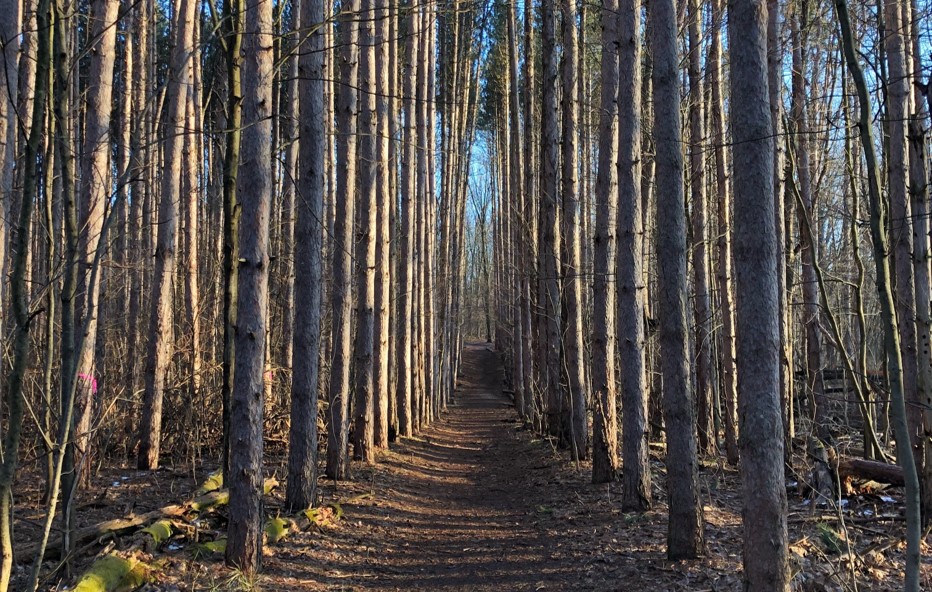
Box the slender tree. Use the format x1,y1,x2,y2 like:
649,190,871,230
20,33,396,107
540,0,565,442
326,0,360,479
285,0,325,513
834,0,921,587
617,0,651,511
353,0,378,462
591,0,620,485
138,0,197,470
0,0,49,585
709,0,738,465
561,0,588,461
728,0,790,586
649,0,704,559
686,0,713,454
225,0,274,572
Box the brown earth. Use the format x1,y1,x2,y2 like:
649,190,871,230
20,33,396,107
14,342,932,591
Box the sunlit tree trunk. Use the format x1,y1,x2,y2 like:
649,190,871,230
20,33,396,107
373,0,392,449
506,0,525,417
353,0,377,462
884,0,922,472
138,0,197,470
523,0,539,424
709,0,738,465
73,0,120,485
396,0,418,438
540,0,565,442
561,0,588,461
686,0,713,455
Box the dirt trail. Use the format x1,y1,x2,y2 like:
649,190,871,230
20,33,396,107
267,343,585,591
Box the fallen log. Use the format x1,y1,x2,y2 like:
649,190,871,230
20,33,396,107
16,477,278,563
838,457,904,486
73,554,150,592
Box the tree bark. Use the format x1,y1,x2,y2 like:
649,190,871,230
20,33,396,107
591,0,620,486
561,0,588,461
540,0,565,443
686,0,713,455
617,0,651,511
395,0,419,439
326,0,360,480
353,0,377,463
225,0,274,573
0,0,48,585
649,0,704,559
834,1,921,587
138,0,197,470
709,0,738,466
285,0,325,513
729,0,791,586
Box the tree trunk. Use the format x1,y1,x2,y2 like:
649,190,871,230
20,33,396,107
834,1,921,587
686,0,713,455
325,0,360,480
540,0,565,443
617,0,650,511
353,0,377,463
649,0,704,559
591,0,620,486
709,0,738,466
373,0,392,449
138,0,197,470
395,0,418,439
221,0,244,480
561,0,588,461
225,0,274,573
884,0,922,476
729,1,790,586
285,0,325,513
790,7,828,439
0,0,49,586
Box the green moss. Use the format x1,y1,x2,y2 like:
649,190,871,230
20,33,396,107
74,555,149,592
194,471,224,496
141,520,173,544
192,538,227,559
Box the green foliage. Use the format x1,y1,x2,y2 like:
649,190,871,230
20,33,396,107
264,516,290,544
816,522,844,554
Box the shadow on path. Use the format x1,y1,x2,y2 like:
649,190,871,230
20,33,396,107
268,343,578,591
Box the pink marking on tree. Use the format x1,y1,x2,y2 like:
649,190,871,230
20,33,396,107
78,372,98,395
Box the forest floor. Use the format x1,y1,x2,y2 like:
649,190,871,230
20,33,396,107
13,342,932,591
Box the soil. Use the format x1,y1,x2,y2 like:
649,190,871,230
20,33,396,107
13,343,932,591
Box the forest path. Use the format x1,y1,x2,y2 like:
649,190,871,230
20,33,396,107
266,342,587,591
